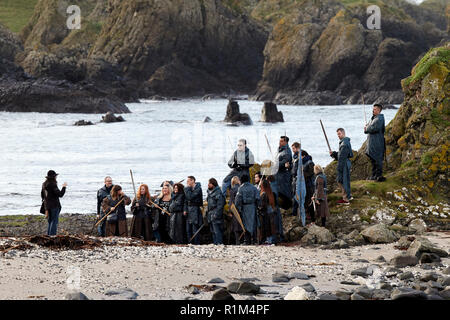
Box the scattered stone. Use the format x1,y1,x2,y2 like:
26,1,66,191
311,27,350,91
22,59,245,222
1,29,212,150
390,253,418,268
203,116,212,123
343,230,366,246
439,287,450,299
412,282,428,291
187,286,200,295
407,238,448,258
260,102,284,123
101,111,125,123
419,253,441,264
427,281,444,290
350,293,365,300
443,267,450,275
372,289,390,300
284,286,308,300
385,267,401,277
408,219,427,234
227,282,260,295
399,271,414,280
300,283,316,293
104,288,138,300
391,287,427,300
289,272,309,280
395,235,415,250
211,288,234,300
272,272,291,283
360,223,399,244
65,291,89,300
319,293,339,300
375,255,386,262
355,259,370,263
427,294,445,300
335,290,351,300
208,277,225,284
351,267,370,278
74,120,94,126
340,280,360,285
355,287,373,299
440,277,450,287
300,224,336,245
379,282,393,291
420,273,438,282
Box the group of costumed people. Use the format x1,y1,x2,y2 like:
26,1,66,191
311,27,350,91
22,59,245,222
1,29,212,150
41,104,386,243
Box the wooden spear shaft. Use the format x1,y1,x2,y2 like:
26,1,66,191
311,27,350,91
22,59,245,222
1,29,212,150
93,196,126,228
320,119,332,153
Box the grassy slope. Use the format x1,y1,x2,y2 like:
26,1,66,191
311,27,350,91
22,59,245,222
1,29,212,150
0,0,37,33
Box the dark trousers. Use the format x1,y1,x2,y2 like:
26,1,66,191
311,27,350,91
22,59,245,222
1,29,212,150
369,155,383,178
47,207,61,236
186,222,201,244
97,218,106,237
210,222,223,245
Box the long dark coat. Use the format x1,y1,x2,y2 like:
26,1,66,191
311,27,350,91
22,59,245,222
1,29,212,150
258,192,277,243
331,137,353,185
206,186,225,224
275,145,293,203
229,184,243,233
169,192,186,244
235,182,260,234
152,197,171,242
183,182,203,226
223,147,255,183
130,196,153,241
102,195,131,237
364,114,385,163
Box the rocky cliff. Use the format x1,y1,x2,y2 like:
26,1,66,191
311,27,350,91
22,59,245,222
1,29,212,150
325,42,449,199
251,0,448,105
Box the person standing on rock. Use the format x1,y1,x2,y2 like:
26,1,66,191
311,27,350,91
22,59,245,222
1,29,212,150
258,180,278,244
312,165,330,227
152,184,172,243
229,176,243,245
102,185,131,237
169,183,186,244
206,178,225,245
221,139,255,197
41,170,67,236
330,128,353,204
130,184,153,241
96,176,114,237
184,176,203,245
275,136,293,210
364,104,386,182
235,174,260,245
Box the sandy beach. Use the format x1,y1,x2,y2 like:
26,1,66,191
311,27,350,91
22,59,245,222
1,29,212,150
1,231,448,300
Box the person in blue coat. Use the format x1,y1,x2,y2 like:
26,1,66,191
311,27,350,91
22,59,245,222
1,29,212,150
235,174,261,245
330,128,353,204
184,176,203,244
364,104,386,182
206,178,225,245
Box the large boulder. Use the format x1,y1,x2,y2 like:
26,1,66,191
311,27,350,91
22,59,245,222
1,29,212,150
390,253,419,268
101,112,126,123
284,286,309,300
260,102,284,123
360,223,399,244
407,237,449,258
300,224,336,245
408,219,427,234
224,100,252,125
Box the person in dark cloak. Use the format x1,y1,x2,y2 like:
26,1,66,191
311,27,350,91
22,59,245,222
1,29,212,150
96,176,113,237
258,179,278,244
235,174,260,245
221,139,255,197
267,175,284,242
364,104,386,182
184,176,203,245
152,184,172,243
206,178,225,245
229,176,243,245
330,128,353,204
301,150,316,224
275,136,293,210
130,184,153,241
102,185,131,237
169,183,186,244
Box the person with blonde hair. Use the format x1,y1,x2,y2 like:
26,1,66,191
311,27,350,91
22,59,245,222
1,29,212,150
312,165,330,227
130,184,153,241
152,183,172,242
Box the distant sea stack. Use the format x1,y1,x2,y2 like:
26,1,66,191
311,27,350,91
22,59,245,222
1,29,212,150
224,100,252,126
260,102,284,123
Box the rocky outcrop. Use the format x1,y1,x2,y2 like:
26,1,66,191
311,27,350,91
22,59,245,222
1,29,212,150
251,0,448,105
260,102,284,122
0,21,129,114
101,112,125,123
224,100,252,125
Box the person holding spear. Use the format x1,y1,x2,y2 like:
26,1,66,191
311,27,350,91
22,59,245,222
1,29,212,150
130,184,153,241
101,185,131,237
152,184,173,243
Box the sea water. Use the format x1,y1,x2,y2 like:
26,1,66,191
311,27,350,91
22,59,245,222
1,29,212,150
0,99,398,215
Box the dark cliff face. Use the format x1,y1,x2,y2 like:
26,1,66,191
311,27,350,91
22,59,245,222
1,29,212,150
16,0,268,98
251,0,448,105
